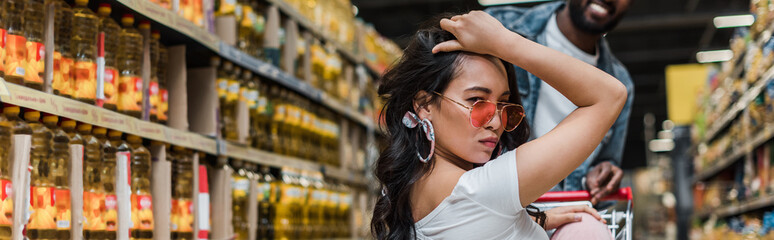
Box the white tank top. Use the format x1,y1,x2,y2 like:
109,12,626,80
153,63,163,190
414,150,549,240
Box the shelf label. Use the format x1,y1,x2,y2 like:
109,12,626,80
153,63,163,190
225,142,248,160
98,111,133,131
58,101,96,123
190,135,217,154
6,85,55,113
134,122,165,141
165,129,191,147
139,0,171,23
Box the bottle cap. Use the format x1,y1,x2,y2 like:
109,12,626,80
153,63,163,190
3,106,20,115
42,115,59,124
139,20,151,29
75,0,88,7
108,129,123,138
23,111,41,121
93,127,107,135
98,3,112,16
121,14,135,27
127,135,142,143
61,119,77,128
152,30,160,39
77,123,93,132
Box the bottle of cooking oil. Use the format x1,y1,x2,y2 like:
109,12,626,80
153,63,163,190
94,127,117,239
117,14,143,118
273,168,291,240
0,112,11,240
246,75,259,148
250,0,267,58
61,119,80,144
43,115,72,239
3,0,26,85
231,160,250,240
157,42,169,124
222,66,241,141
298,171,311,239
25,110,56,239
0,4,6,79
71,0,99,103
149,30,161,123
170,146,193,240
0,105,30,239
236,0,253,55
255,82,271,151
23,0,44,90
78,123,103,240
239,70,256,146
256,166,274,240
127,135,153,240
97,3,121,111
51,0,74,98
271,88,286,155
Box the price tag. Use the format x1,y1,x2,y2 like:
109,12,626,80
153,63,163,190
58,101,96,123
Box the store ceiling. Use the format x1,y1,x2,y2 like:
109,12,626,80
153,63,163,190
352,0,750,169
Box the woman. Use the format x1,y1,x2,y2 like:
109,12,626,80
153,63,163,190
371,11,627,240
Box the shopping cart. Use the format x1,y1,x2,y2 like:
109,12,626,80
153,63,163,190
534,187,633,240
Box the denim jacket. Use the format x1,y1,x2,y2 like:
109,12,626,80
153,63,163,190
486,2,635,191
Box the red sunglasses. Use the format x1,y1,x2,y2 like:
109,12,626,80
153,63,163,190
434,91,525,132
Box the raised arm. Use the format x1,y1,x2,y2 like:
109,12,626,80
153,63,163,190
433,11,627,207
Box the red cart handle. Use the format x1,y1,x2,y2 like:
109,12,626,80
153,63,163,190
535,187,632,202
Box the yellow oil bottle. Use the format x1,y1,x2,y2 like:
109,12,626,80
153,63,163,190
0,112,12,239
271,88,287,155
231,161,250,240
23,0,44,90
223,66,241,141
94,127,117,240
127,135,154,240
170,146,193,240
256,166,274,240
72,0,99,104
3,0,26,85
51,0,74,98
0,3,5,79
255,82,271,151
157,42,169,124
24,110,56,239
239,70,257,146
117,14,143,118
97,3,121,111
79,123,104,240
149,31,161,123
43,115,72,239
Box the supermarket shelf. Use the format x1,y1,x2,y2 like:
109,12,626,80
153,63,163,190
696,65,774,150
266,0,362,63
115,0,220,51
114,0,376,129
697,194,774,219
221,141,368,186
0,80,218,154
694,124,774,183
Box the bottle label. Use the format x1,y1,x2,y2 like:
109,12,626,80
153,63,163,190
83,192,105,231
5,34,27,78
226,80,239,102
134,77,144,107
0,29,5,74
104,194,118,231
149,81,160,116
231,177,249,198
217,78,229,98
258,97,267,114
28,186,56,230
274,105,286,122
247,90,258,109
104,67,118,105
54,189,71,230
0,179,12,227
24,41,44,83
53,52,67,95
159,88,168,121
74,61,97,100
172,199,193,232
131,194,154,230
118,75,142,111
238,86,248,104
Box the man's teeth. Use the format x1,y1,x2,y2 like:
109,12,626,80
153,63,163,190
589,3,609,15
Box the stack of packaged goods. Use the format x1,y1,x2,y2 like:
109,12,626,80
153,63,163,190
213,57,341,165
282,0,356,52
362,24,402,76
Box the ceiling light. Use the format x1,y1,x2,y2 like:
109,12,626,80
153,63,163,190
696,49,733,63
478,0,551,6
713,14,755,28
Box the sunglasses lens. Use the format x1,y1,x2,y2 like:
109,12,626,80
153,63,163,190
502,105,524,132
470,101,497,128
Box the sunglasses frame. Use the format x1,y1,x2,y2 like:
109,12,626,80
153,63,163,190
433,91,525,132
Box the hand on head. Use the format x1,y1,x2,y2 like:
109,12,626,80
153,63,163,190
432,11,524,56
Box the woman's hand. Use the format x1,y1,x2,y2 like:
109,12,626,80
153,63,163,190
432,11,523,56
543,205,606,230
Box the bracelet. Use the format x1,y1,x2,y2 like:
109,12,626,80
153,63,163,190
526,205,547,229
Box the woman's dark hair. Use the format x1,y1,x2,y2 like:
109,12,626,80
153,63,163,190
371,15,531,240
